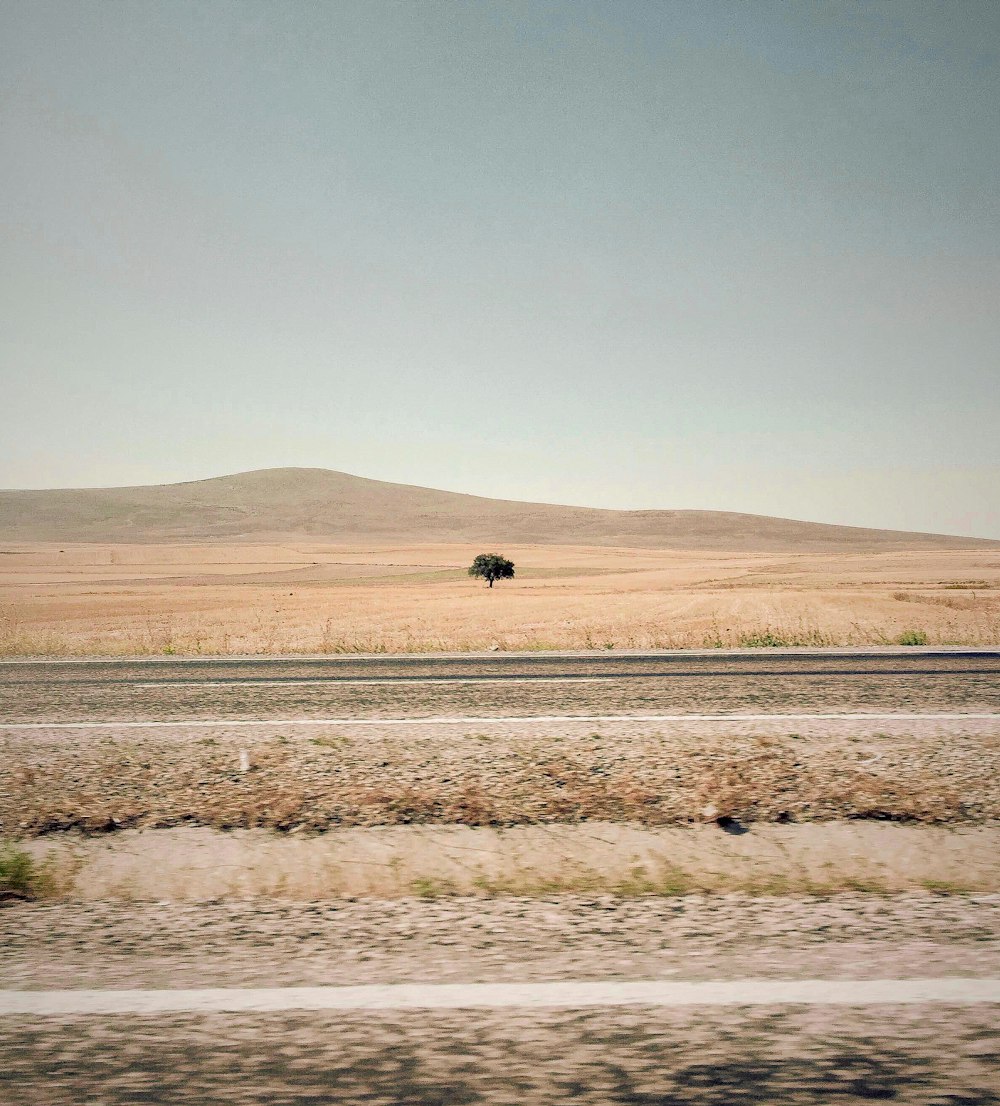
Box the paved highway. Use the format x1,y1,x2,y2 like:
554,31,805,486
3,648,1000,722
4,895,999,1104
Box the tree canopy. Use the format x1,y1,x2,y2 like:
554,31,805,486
468,553,515,588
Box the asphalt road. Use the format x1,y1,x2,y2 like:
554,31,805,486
4,896,999,1104
3,648,1000,722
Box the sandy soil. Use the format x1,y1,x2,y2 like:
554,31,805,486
2,541,1000,655
18,822,1000,900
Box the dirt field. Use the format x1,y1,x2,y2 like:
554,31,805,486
2,542,999,655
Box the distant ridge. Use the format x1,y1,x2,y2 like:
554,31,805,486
0,467,994,551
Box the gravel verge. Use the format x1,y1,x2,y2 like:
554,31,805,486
4,722,998,835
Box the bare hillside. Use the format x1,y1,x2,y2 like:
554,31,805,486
0,467,994,551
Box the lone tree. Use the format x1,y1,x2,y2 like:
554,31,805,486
468,553,515,588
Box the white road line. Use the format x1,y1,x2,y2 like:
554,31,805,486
132,677,613,688
2,978,997,1016
123,669,997,688
3,712,999,730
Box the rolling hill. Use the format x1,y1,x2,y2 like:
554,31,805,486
0,467,994,551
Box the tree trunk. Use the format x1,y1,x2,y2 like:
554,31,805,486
488,578,494,587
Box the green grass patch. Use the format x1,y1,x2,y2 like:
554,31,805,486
734,625,838,648
309,734,349,749
410,876,457,899
738,631,795,648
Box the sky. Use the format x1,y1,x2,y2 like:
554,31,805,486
1,1,998,537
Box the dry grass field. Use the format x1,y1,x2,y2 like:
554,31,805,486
2,541,999,656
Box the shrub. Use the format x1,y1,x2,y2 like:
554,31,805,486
0,844,38,901
738,631,792,648
896,629,929,646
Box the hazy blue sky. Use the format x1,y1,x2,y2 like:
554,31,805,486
2,1,998,536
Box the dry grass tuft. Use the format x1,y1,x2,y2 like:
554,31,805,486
4,727,995,838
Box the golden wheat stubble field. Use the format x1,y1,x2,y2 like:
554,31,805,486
2,540,999,656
